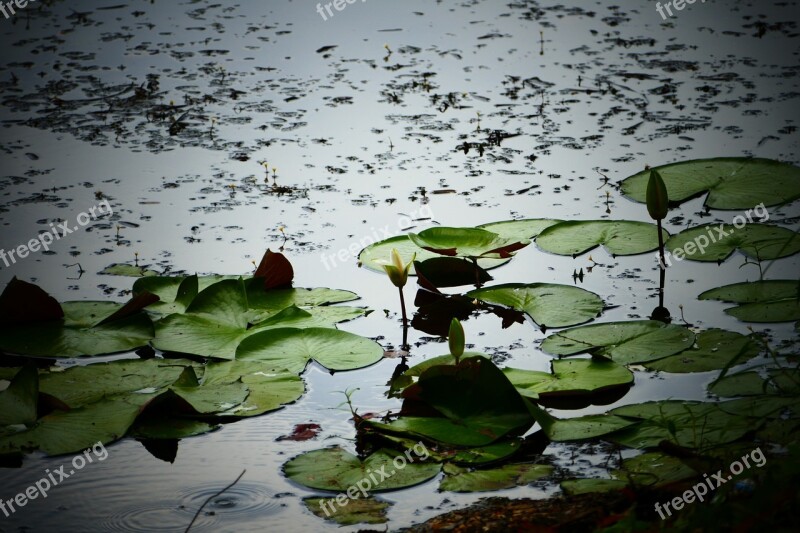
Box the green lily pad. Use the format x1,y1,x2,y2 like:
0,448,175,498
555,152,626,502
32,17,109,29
643,329,760,373
201,361,304,417
710,368,800,397
504,359,633,400
665,224,800,262
535,220,669,257
0,394,153,456
304,496,391,525
0,367,38,425
283,447,441,492
530,408,636,442
620,158,800,210
439,462,553,492
133,275,235,314
100,263,160,277
168,367,250,414
369,357,535,447
0,300,155,358
467,283,604,329
613,452,696,487
236,327,384,374
477,219,562,242
540,321,695,365
409,227,529,259
358,235,510,274
609,401,754,450
699,280,800,322
561,478,627,495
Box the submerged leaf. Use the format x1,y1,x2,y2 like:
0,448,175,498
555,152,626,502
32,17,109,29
666,224,800,262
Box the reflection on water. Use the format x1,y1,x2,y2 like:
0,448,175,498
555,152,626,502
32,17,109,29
0,0,798,531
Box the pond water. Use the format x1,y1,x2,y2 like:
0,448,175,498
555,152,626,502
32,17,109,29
0,0,798,531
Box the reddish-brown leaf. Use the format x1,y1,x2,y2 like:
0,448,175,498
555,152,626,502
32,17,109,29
254,249,294,290
0,278,63,325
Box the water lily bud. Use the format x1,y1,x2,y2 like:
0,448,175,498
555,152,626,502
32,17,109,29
646,169,669,221
448,318,465,360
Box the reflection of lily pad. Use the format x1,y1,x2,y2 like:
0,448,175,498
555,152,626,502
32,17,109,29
504,359,633,399
409,227,529,259
709,368,800,397
535,220,668,257
439,462,553,492
283,447,441,492
468,283,603,329
620,158,800,210
699,280,800,322
540,321,695,365
643,329,760,373
236,327,384,374
666,224,800,262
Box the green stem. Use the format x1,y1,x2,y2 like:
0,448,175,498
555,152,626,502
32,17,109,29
399,286,409,349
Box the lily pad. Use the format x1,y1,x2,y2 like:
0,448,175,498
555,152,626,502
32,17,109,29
369,357,535,447
613,452,696,487
710,368,800,397
236,327,385,374
100,263,160,277
0,394,153,456
620,158,800,210
699,280,800,323
561,478,627,495
665,224,800,262
133,274,235,314
540,321,695,365
643,329,760,373
0,300,155,358
358,235,510,275
477,219,562,242
409,227,529,259
609,401,754,450
0,367,38,425
504,359,633,399
467,283,604,329
283,447,441,492
439,462,553,492
304,497,391,525
530,406,636,442
535,220,669,257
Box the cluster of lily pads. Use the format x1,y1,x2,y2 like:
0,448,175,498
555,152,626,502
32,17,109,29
282,157,799,525
0,156,797,526
0,251,386,460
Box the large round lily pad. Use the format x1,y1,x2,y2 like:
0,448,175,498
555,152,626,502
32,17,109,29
620,158,800,210
477,219,562,242
504,359,633,399
409,227,530,259
467,283,604,329
236,327,385,374
699,280,800,322
283,447,441,492
540,321,695,365
643,329,760,373
535,220,669,257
